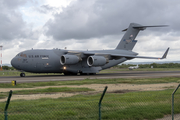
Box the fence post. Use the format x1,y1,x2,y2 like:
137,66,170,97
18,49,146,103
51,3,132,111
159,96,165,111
172,84,180,120
99,86,108,120
4,90,13,120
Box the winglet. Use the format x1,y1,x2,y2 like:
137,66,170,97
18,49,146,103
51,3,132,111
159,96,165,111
161,47,170,59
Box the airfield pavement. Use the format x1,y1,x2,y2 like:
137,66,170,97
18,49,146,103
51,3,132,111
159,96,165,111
0,70,180,83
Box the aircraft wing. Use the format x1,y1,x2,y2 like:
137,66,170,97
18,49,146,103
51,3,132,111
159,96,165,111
129,47,170,59
83,47,169,60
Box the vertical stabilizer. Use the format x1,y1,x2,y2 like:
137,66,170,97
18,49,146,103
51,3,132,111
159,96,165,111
116,23,142,50
116,23,167,50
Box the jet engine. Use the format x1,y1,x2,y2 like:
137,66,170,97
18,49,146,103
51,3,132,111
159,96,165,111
87,56,108,66
60,55,80,65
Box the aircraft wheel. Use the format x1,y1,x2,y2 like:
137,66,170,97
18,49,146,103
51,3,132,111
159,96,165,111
64,72,73,75
71,73,78,75
80,73,87,75
20,73,25,77
89,73,96,75
79,73,83,75
64,72,69,75
64,72,78,76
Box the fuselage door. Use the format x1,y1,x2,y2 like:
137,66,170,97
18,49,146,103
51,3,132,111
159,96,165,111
36,63,42,72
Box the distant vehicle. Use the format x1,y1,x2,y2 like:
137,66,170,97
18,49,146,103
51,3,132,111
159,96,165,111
128,64,139,70
11,23,169,77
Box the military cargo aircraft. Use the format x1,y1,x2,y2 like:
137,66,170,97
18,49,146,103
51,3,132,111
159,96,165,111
11,23,169,77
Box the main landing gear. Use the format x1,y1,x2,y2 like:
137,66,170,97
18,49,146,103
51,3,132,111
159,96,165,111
20,73,25,77
63,72,96,76
80,73,96,75
63,72,77,75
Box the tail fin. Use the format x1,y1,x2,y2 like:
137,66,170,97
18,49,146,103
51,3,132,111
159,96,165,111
116,23,167,50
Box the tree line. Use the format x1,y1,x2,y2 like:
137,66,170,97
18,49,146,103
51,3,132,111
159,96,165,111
1,66,15,70
116,63,180,68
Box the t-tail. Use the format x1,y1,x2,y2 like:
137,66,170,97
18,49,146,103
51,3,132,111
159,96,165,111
116,23,168,50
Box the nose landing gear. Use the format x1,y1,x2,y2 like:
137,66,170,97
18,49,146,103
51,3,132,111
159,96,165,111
20,73,25,77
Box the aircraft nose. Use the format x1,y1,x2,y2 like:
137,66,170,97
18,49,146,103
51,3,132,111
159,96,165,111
11,57,17,68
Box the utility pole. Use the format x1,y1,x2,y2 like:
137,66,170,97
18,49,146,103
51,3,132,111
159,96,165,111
0,45,2,71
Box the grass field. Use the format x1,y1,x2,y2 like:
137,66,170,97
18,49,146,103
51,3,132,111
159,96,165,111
12,87,94,95
0,89,180,120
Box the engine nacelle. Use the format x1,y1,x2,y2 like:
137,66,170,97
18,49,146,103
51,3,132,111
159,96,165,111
60,55,80,65
87,56,107,66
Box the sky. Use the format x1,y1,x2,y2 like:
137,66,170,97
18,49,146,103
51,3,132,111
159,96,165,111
0,0,180,64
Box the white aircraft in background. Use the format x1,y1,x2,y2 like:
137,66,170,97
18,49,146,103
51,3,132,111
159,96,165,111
128,64,139,70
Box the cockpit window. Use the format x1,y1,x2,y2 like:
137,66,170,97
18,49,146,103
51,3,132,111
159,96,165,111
16,54,20,56
20,53,27,58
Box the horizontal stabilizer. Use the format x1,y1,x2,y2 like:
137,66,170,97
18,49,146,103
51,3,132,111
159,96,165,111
133,25,168,30
122,25,168,32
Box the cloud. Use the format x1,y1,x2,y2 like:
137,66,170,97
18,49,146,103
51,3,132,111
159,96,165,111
1,0,27,9
0,0,34,41
36,4,59,14
44,0,180,41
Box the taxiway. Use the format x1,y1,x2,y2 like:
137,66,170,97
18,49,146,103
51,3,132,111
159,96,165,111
0,71,180,83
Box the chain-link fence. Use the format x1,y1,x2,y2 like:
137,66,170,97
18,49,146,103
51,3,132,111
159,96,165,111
0,85,180,120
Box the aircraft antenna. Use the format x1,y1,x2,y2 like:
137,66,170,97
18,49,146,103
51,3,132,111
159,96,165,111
0,45,2,71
